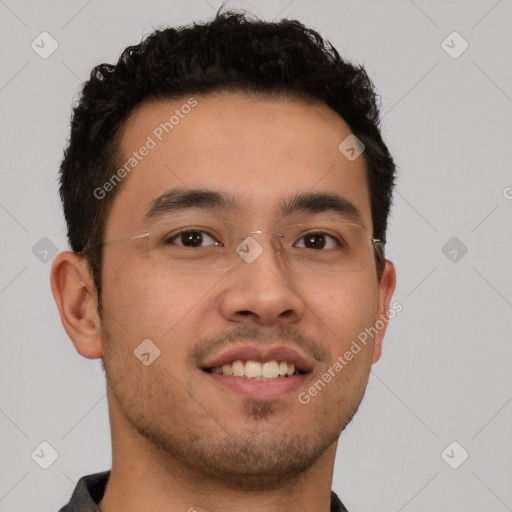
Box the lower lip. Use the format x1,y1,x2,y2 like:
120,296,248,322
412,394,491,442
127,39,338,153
204,371,309,399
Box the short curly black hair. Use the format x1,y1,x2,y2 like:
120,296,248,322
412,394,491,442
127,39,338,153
59,9,396,307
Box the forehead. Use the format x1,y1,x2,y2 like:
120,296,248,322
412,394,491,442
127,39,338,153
106,92,371,234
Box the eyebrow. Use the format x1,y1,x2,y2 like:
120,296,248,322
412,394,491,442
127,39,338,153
142,188,362,224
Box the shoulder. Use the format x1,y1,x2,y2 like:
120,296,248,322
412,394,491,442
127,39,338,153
58,471,110,512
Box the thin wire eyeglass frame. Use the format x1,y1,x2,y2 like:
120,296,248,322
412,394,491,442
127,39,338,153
80,220,386,275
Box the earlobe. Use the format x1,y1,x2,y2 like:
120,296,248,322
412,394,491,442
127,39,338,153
372,259,397,363
50,251,103,359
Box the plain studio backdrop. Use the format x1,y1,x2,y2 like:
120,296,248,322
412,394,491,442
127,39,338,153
0,1,511,511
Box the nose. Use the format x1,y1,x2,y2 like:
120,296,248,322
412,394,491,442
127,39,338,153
219,234,306,326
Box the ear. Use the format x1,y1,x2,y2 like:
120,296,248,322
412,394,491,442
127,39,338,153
372,259,397,363
50,251,103,359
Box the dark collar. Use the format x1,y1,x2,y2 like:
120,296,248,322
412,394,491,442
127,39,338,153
59,471,348,511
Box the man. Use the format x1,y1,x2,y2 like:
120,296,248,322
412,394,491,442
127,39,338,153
51,10,397,512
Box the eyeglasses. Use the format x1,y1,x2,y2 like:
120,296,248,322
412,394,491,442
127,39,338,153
85,216,384,274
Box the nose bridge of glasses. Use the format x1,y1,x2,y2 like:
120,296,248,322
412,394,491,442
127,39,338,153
234,229,285,265
248,229,284,243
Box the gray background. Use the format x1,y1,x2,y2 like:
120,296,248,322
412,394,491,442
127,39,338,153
1,0,511,510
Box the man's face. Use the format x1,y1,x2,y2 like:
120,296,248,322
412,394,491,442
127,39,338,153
98,92,394,488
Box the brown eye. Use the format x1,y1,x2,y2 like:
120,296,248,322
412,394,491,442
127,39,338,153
169,231,220,247
295,233,338,250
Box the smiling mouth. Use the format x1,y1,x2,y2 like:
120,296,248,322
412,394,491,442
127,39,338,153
203,359,306,380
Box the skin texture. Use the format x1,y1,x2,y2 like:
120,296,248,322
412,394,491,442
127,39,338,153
51,92,396,512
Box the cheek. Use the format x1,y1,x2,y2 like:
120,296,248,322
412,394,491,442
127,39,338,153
304,273,379,354
102,262,218,343
306,277,378,423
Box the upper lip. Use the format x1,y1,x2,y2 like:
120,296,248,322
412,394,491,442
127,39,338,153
200,345,315,373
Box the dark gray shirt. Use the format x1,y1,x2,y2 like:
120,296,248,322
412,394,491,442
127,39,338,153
58,471,349,511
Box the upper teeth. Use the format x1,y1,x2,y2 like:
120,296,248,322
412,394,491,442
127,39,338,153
212,360,298,379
